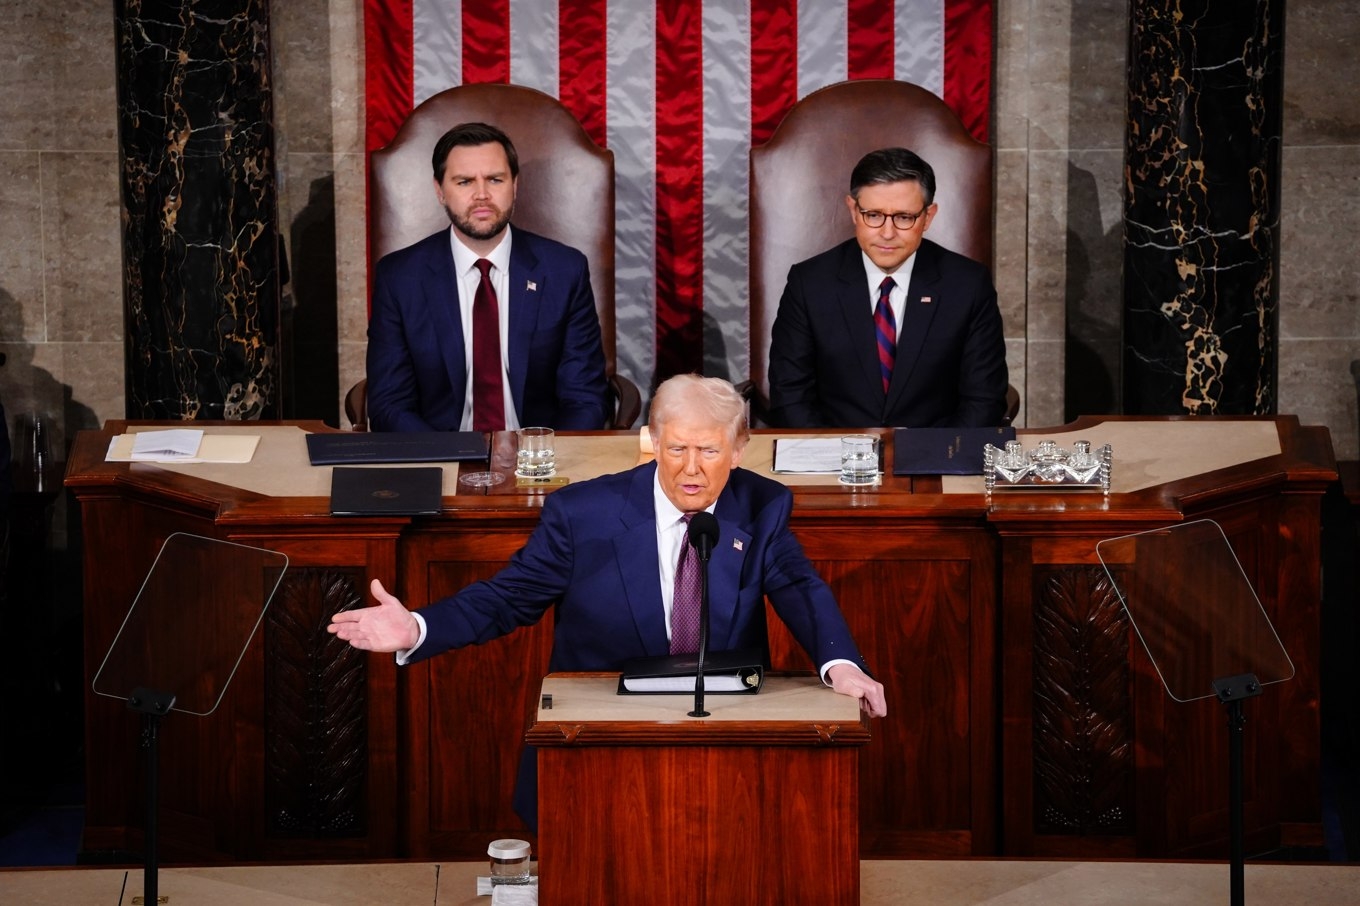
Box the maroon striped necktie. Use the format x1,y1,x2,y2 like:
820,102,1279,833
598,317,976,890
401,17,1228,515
874,276,897,393
471,258,505,432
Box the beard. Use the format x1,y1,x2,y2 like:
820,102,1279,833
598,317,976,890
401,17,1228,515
447,202,512,242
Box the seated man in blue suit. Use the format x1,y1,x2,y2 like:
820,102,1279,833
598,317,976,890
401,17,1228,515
329,374,887,826
366,122,609,432
767,147,1009,428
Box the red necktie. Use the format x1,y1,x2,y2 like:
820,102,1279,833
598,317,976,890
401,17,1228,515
471,259,505,431
874,276,897,394
670,514,701,654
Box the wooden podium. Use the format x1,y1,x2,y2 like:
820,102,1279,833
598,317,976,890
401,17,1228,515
526,673,870,905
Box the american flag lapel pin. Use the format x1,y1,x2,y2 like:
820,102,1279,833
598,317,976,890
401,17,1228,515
526,280,537,292
733,539,743,551
920,295,932,304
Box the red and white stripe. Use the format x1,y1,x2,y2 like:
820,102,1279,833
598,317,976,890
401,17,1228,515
365,0,993,392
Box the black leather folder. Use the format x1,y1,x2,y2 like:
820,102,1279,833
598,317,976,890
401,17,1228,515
329,466,444,516
617,648,765,695
893,426,1016,475
306,431,488,465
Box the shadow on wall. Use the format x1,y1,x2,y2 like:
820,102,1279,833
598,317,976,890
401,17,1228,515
702,309,735,386
1064,161,1122,421
0,287,99,466
282,175,341,427
0,284,99,566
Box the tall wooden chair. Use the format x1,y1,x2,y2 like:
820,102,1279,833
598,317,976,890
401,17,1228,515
747,79,1014,424
355,83,640,430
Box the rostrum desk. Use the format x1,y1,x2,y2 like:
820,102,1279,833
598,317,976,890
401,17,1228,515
528,673,868,905
64,417,1336,863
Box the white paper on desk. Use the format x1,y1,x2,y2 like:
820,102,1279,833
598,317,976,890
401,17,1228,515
130,429,203,460
107,432,261,464
771,437,842,473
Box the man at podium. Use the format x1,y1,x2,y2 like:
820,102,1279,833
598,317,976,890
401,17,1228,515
329,374,887,822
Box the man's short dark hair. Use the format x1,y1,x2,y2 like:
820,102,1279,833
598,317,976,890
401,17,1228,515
849,148,936,207
432,123,520,182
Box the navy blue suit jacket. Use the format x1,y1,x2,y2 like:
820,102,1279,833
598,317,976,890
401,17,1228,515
365,227,609,431
410,462,867,675
768,237,1009,428
406,461,869,830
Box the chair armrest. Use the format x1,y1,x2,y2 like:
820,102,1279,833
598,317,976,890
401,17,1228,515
345,379,369,432
608,374,642,429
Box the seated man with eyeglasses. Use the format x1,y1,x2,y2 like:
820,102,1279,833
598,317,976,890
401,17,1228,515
767,147,1009,428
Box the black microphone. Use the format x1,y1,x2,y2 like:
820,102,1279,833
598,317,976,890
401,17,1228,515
687,512,719,562
687,512,720,717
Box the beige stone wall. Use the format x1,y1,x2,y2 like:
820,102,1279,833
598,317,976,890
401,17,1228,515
1,0,1356,478
0,2,123,459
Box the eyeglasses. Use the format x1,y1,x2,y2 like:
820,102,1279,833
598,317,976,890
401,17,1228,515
857,206,928,230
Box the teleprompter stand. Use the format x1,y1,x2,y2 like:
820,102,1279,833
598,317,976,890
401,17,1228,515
91,533,288,905
1097,520,1294,906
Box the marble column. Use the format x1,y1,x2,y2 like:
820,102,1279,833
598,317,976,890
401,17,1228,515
1123,0,1283,415
116,0,281,419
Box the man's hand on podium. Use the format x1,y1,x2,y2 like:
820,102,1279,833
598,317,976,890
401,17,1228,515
827,663,887,717
328,578,422,652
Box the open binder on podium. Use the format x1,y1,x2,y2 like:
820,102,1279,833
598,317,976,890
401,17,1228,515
1096,519,1293,906
91,533,289,905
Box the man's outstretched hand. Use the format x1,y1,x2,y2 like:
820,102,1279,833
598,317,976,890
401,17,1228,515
327,579,421,652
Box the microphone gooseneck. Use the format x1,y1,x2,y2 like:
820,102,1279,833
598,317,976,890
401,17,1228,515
686,511,719,718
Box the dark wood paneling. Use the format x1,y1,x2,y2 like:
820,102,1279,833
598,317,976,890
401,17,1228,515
538,744,861,905
401,527,552,858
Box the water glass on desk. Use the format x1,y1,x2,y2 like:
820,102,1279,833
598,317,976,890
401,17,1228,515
515,427,556,478
839,434,879,485
488,838,532,886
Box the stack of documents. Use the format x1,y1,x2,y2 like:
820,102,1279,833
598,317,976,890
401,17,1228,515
106,429,260,464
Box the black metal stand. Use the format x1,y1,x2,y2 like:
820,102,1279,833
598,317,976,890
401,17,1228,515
1212,672,1261,906
688,565,710,718
91,533,288,898
128,687,175,906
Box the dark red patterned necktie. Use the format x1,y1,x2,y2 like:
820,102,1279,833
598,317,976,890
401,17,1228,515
471,258,505,431
670,514,701,654
874,276,897,394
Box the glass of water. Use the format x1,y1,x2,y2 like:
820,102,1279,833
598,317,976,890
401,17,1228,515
515,427,556,478
838,434,879,486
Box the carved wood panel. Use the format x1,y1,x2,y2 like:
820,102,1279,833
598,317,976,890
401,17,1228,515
264,566,367,838
1032,564,1134,836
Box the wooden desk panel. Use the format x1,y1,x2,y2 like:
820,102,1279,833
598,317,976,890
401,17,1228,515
776,521,998,856
399,525,552,859
63,417,1335,862
529,675,868,906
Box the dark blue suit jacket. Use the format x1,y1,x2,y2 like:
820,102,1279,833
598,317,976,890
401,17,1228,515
365,227,609,431
410,462,867,674
768,237,1009,428
407,461,869,829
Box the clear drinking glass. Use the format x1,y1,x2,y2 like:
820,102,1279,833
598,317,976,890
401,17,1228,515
488,838,532,885
515,427,556,478
838,434,879,486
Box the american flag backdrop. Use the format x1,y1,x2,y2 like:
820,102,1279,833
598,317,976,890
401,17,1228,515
364,0,994,393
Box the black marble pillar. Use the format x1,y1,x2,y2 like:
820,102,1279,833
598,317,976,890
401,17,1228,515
1123,0,1283,415
115,0,281,419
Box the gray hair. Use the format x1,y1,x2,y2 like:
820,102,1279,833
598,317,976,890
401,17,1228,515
649,374,749,446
